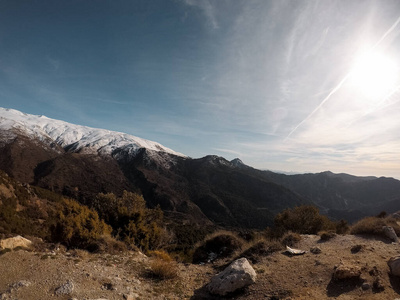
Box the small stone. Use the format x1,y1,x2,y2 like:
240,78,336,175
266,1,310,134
383,226,399,242
10,280,31,289
362,282,370,290
333,263,362,280
310,247,322,254
55,280,74,295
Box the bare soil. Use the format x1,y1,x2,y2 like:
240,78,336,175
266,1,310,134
1,234,400,300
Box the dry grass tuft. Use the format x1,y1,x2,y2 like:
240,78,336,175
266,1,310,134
147,250,173,262
238,237,283,263
90,235,128,254
149,258,179,280
70,249,90,259
192,230,245,263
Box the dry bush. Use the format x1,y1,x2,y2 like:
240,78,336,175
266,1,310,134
149,258,179,280
239,238,283,263
89,235,128,254
147,249,173,262
274,205,335,235
192,230,245,264
70,249,90,259
319,230,336,241
281,231,302,247
350,216,400,237
335,219,350,234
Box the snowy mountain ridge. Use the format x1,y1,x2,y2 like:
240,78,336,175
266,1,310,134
0,107,185,157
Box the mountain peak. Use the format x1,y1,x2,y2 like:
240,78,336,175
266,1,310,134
0,107,185,158
230,158,245,167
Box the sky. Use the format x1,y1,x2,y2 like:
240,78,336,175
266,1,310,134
1,0,400,178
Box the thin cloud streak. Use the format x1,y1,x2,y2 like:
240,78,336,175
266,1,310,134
285,73,351,140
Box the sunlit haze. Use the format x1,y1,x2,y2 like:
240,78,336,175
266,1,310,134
1,1,400,178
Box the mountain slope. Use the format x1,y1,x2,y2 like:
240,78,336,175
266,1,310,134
0,107,307,228
263,170,400,221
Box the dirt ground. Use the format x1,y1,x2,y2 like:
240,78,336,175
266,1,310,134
1,234,400,300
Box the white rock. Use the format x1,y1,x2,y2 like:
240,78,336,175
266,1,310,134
388,256,400,276
0,235,32,250
207,257,256,296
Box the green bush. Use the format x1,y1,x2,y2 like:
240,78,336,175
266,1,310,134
91,191,171,252
51,199,112,249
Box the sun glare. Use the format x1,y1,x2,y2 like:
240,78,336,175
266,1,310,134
349,51,398,101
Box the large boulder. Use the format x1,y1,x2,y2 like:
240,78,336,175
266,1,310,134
207,257,256,296
0,235,32,250
388,256,400,276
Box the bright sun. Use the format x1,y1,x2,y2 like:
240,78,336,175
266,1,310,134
349,51,398,101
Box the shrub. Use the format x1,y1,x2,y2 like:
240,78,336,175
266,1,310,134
335,219,349,234
148,250,173,262
281,231,302,247
51,199,112,250
350,216,400,237
274,205,335,235
87,235,128,254
319,230,336,241
149,258,179,280
239,238,283,263
192,231,245,264
91,191,171,252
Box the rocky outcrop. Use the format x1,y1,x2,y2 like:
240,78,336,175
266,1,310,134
207,257,256,296
0,236,32,250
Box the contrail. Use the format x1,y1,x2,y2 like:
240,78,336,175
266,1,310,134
285,73,350,140
285,14,400,140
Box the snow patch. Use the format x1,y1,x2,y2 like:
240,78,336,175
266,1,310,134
0,107,186,158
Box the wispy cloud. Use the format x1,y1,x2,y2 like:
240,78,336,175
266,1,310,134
182,0,219,29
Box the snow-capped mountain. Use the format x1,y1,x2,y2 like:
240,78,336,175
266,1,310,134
0,107,185,157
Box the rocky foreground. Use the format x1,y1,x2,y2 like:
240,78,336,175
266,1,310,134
1,234,400,299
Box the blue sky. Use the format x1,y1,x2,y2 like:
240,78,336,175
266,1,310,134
1,0,400,178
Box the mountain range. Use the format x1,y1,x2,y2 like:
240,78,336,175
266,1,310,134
1,107,400,228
